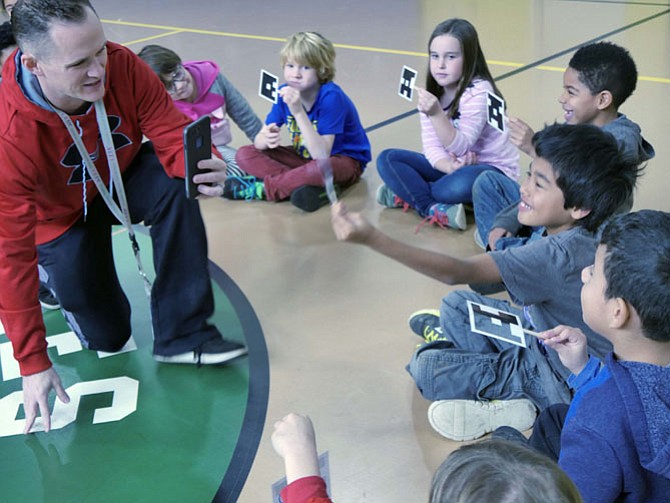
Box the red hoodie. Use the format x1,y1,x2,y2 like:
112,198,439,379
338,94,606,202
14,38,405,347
0,42,194,376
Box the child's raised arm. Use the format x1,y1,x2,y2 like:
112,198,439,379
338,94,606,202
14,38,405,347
278,86,334,160
509,117,536,157
415,86,458,150
271,413,321,484
331,202,501,285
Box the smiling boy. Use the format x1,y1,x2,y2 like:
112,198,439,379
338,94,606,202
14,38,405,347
474,41,654,251
332,123,641,440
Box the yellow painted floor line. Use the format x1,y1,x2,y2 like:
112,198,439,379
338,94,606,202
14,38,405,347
102,19,669,84
122,30,185,47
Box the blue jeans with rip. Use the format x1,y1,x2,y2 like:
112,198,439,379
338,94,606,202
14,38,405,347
406,290,561,409
376,148,498,217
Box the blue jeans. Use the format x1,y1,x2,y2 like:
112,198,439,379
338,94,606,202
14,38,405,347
37,143,222,357
406,290,565,409
376,148,498,216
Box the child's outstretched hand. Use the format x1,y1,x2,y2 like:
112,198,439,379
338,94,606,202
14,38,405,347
271,413,320,484
537,325,589,376
415,87,442,116
331,202,375,244
509,117,536,157
255,123,281,150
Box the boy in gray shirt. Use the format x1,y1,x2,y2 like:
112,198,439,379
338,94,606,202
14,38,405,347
332,123,641,441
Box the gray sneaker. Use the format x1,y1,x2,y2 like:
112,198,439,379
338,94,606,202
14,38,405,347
154,338,247,365
428,399,537,441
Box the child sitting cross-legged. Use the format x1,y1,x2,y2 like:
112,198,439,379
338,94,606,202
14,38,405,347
332,122,641,441
227,31,371,212
494,210,670,503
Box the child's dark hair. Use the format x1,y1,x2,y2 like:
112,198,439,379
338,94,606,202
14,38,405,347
137,44,181,82
0,20,15,52
568,42,637,109
429,439,583,503
425,18,502,119
599,210,670,342
531,123,641,233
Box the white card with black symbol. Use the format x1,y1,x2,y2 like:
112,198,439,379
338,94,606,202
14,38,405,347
259,69,279,104
398,65,417,101
467,300,527,348
486,91,506,133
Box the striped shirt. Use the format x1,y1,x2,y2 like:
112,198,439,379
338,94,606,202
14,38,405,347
420,78,519,179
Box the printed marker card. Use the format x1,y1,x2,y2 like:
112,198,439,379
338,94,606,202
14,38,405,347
486,90,506,133
467,300,527,348
398,65,418,101
259,69,279,104
272,451,330,502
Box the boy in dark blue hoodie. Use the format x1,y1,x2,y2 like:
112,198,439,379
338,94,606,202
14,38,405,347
501,210,670,502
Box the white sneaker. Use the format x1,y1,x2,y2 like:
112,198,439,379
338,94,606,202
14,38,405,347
428,399,537,441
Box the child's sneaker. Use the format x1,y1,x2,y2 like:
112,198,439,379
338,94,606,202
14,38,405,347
416,203,466,232
222,176,265,200
428,399,537,441
290,185,331,212
376,184,410,211
408,309,445,342
39,282,60,310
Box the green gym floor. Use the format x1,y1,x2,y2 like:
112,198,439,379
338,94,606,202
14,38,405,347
0,1,668,502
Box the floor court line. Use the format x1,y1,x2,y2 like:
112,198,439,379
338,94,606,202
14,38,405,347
365,7,670,133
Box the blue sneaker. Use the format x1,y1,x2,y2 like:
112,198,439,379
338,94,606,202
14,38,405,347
408,309,445,342
222,176,265,200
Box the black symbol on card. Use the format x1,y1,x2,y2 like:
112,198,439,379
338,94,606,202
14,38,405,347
259,70,278,103
398,66,417,101
487,91,505,133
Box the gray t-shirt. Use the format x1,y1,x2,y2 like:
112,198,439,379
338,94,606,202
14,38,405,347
491,226,612,380
492,114,654,233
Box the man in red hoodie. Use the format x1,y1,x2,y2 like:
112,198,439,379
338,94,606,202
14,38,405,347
0,0,243,434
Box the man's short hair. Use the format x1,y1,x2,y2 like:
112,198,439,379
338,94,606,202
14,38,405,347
531,123,642,233
568,42,637,108
12,0,96,58
599,210,670,342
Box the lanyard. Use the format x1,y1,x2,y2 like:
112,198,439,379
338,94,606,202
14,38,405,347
53,100,153,298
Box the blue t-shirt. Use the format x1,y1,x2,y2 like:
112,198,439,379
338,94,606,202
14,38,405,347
265,81,371,168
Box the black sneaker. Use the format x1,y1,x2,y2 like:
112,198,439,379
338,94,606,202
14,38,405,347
154,338,248,365
290,185,332,212
39,282,60,310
